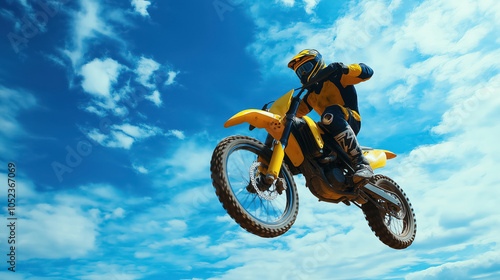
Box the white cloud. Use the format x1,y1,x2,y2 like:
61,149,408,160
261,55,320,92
388,83,413,104
87,129,108,144
77,263,144,280
277,0,295,7
303,0,320,14
432,77,500,135
165,219,188,231
400,0,491,56
133,165,149,174
81,184,124,200
134,57,180,106
165,70,179,86
61,1,183,148
104,207,126,219
378,73,500,280
160,139,213,185
87,123,162,150
64,0,117,67
276,0,320,13
1,0,61,37
389,122,500,246
12,178,156,266
80,57,123,99
0,86,37,135
108,130,135,149
134,251,153,259
0,8,18,27
406,250,500,280
248,0,500,145
84,105,107,117
145,90,162,106
247,0,401,78
113,123,160,138
131,0,152,17
20,204,98,259
166,129,185,140
76,57,179,135
198,196,420,279
0,85,37,157
135,56,160,88
89,130,130,149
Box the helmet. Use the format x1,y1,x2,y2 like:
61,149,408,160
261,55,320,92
287,49,326,84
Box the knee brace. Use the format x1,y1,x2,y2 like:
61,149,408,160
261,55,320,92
321,105,349,135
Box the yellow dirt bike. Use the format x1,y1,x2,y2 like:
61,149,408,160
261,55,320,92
211,81,416,249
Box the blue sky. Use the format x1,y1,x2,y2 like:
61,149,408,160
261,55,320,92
1,0,500,279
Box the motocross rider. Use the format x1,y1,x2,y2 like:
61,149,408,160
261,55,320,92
288,49,374,183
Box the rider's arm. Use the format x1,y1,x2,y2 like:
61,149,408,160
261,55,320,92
296,92,313,118
340,63,373,87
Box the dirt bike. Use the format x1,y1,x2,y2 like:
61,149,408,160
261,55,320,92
210,72,417,249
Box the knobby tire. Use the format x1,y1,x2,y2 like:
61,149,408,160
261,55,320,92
211,135,299,238
362,175,417,249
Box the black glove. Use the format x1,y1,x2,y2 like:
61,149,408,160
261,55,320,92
303,62,349,89
330,62,349,75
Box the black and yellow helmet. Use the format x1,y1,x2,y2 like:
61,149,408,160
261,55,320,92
287,49,326,84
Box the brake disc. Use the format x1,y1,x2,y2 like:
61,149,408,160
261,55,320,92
249,162,287,201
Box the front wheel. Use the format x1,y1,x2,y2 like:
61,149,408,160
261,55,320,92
211,135,299,237
362,175,417,249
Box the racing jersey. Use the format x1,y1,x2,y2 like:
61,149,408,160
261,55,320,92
297,63,373,120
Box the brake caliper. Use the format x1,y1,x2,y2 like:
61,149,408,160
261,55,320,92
248,162,286,200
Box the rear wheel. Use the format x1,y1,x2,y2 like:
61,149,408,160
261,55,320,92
362,175,416,249
211,135,299,237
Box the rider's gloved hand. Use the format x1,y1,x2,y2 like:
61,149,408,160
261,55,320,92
305,62,349,88
330,62,349,75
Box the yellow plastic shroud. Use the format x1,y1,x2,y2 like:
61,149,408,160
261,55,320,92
224,89,396,169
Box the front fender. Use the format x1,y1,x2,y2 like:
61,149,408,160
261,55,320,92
224,109,283,130
223,109,305,166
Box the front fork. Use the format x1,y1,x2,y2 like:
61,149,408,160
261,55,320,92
262,90,304,184
265,141,286,184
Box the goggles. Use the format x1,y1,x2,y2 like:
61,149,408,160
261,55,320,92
295,61,314,79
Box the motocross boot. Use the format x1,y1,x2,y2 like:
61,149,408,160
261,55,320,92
333,126,374,183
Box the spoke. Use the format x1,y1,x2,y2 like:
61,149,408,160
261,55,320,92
250,194,260,217
256,195,265,218
254,196,260,217
268,200,281,220
233,155,249,180
266,200,270,222
250,192,258,205
234,185,247,196
272,197,285,212
227,172,246,181
387,214,404,235
239,192,251,209
243,192,258,211
224,144,293,225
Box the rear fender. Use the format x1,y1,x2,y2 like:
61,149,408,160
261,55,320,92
364,149,397,170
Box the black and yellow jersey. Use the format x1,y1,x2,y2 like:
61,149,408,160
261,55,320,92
297,63,373,120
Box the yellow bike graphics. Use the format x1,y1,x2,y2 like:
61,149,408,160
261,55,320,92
224,89,396,170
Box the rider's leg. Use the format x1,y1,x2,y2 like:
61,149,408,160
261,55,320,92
321,105,373,183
